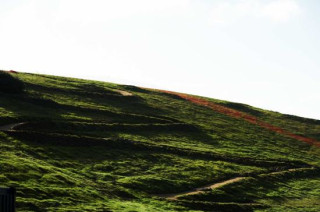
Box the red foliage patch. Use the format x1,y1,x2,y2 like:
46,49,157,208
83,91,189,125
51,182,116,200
158,89,320,147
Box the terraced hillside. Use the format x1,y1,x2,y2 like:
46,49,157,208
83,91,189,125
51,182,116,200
0,71,320,211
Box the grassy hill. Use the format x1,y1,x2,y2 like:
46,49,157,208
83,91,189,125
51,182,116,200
0,71,320,211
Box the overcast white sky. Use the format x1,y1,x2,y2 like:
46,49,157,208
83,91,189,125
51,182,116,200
0,0,319,119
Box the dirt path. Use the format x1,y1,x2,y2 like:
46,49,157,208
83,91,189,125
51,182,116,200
156,167,316,200
0,122,26,131
155,89,320,148
115,90,133,96
157,177,245,200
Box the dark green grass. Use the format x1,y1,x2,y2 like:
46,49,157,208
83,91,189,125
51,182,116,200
0,72,320,211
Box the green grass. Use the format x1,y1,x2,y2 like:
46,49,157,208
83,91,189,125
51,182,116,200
0,71,320,211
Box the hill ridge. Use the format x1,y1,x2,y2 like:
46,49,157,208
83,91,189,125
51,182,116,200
1,71,320,211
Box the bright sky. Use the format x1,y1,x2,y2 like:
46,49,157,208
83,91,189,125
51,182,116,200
0,0,319,119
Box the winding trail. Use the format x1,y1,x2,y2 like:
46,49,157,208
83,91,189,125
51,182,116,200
0,122,26,131
157,177,245,200
1,122,317,202
115,90,133,96
156,89,320,148
156,168,316,200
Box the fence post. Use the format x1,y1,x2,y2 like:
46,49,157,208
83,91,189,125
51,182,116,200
0,187,16,212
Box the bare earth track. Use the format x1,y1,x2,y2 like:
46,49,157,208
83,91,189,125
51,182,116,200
156,89,320,147
115,90,133,96
157,177,245,200
156,168,316,200
1,120,318,203
0,122,25,131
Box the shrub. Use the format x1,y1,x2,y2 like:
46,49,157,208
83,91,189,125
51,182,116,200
0,71,25,93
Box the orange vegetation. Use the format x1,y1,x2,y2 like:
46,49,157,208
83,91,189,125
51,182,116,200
159,90,320,147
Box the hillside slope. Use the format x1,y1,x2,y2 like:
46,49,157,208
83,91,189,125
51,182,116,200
0,71,320,211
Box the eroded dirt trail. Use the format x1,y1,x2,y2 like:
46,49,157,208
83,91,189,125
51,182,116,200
115,90,133,96
0,123,26,131
158,177,245,200
157,90,320,147
156,168,316,200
